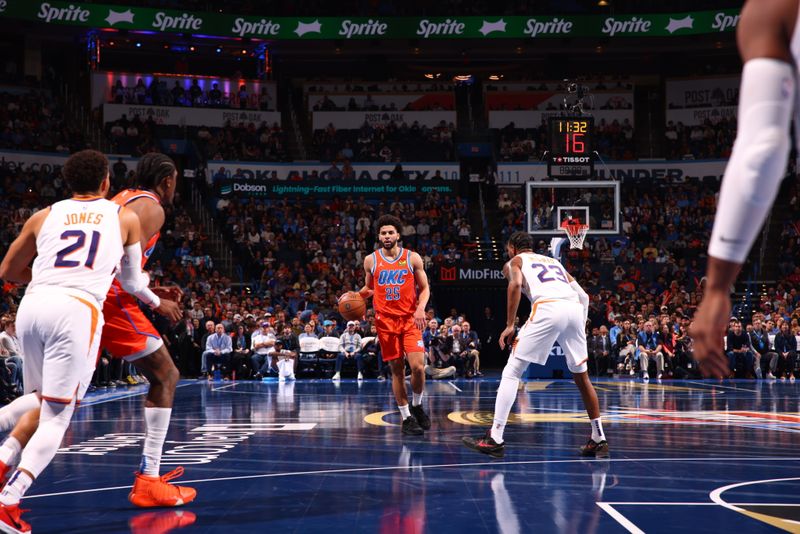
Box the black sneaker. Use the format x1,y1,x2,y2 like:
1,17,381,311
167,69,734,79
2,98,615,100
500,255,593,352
580,439,610,459
410,404,431,431
462,431,505,458
402,416,424,436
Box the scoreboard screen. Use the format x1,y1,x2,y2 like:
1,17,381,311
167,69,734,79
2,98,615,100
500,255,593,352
547,117,594,178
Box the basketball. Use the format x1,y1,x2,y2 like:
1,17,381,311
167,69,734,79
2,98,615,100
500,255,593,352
338,291,366,320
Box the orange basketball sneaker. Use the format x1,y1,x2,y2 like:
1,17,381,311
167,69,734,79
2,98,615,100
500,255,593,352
0,503,30,533
128,467,197,508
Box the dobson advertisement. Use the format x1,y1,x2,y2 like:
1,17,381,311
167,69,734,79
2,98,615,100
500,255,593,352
215,179,456,198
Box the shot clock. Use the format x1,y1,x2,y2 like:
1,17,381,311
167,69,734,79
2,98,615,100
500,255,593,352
547,116,594,178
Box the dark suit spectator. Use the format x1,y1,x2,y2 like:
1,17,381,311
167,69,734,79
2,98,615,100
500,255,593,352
231,324,252,379
175,317,202,377
773,323,797,380
461,321,482,376
589,326,612,376
446,325,477,378
616,320,637,376
726,321,754,378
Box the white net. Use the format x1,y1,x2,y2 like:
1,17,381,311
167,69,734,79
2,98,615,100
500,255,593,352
561,223,589,249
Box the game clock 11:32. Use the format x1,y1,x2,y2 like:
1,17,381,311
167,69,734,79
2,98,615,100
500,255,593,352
548,117,594,156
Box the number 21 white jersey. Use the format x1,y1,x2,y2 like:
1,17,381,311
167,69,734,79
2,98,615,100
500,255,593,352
517,252,579,305
28,198,124,305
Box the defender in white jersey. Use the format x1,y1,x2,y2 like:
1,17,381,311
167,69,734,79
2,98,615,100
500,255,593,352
693,0,800,378
0,150,167,533
463,232,607,459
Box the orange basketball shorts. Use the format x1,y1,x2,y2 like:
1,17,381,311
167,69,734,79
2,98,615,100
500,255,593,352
375,313,424,362
100,285,163,360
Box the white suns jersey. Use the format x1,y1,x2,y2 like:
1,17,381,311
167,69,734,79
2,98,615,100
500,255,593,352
516,252,579,305
28,198,124,305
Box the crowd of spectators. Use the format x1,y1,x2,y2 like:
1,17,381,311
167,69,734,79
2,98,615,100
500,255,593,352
313,120,455,162
198,121,288,162
110,78,275,111
665,118,736,160
306,82,452,94
0,91,86,153
311,94,453,112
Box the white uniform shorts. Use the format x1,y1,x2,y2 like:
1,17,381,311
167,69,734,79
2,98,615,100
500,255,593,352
16,289,104,404
512,299,588,374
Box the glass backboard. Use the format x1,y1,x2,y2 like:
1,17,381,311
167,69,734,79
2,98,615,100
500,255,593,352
525,180,621,237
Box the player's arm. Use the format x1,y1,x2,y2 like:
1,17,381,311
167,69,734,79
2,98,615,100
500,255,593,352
117,208,182,322
567,272,590,323
358,254,374,299
0,209,49,284
411,252,430,331
694,0,797,378
499,256,523,350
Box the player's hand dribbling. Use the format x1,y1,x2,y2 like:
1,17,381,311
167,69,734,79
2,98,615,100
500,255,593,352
152,285,184,302
498,326,516,351
691,290,731,379
359,288,374,300
154,298,183,323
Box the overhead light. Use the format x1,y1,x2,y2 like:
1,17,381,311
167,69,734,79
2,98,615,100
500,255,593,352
412,47,421,55
241,48,248,54
189,45,196,52
515,46,524,54
595,45,604,53
109,41,115,46
598,0,609,5
135,41,142,48
216,47,222,53
453,75,472,82
489,74,504,81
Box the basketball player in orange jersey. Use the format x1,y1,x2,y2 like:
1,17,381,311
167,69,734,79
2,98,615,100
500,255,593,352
359,215,431,435
0,154,194,511
692,0,799,378
0,150,178,532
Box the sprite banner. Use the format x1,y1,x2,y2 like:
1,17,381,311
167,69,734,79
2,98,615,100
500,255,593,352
216,179,456,198
0,2,741,39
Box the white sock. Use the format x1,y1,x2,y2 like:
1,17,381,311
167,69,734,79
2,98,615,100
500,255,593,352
412,390,424,407
398,404,411,419
140,407,172,477
0,437,21,467
591,417,606,442
491,357,528,444
0,470,32,505
0,394,40,432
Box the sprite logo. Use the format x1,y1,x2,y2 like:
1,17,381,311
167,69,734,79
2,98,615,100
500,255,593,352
37,2,91,23
152,12,203,31
231,18,280,37
339,19,388,38
416,19,465,38
711,12,739,32
601,16,652,36
523,17,573,37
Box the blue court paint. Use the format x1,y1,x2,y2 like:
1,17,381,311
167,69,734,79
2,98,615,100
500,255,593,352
11,378,800,533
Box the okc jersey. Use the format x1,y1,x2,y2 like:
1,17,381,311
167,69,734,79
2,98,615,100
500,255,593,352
516,252,579,305
372,247,417,317
28,197,124,305
110,189,161,267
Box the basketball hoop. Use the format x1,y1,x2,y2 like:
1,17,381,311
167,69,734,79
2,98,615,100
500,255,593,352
561,220,589,250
